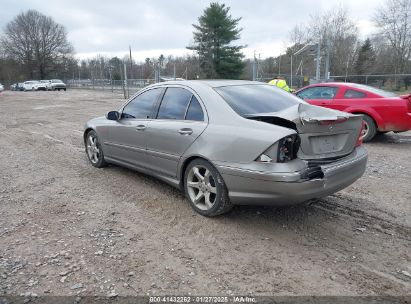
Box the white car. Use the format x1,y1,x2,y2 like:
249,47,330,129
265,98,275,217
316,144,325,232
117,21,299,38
23,81,39,91
49,79,66,91
0,83,4,92
35,81,47,91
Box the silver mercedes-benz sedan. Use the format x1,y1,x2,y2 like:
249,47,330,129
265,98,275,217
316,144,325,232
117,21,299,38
84,80,367,216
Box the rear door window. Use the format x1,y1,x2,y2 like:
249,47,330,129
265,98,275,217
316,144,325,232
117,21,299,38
185,96,204,121
157,87,192,120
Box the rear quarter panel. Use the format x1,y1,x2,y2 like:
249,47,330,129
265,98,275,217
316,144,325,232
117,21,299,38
340,98,410,131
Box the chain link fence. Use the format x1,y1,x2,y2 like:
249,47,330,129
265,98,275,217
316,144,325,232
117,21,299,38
66,79,156,97
66,74,411,97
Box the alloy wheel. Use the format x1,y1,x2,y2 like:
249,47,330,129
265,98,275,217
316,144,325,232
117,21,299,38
361,121,369,140
186,165,217,211
86,133,101,164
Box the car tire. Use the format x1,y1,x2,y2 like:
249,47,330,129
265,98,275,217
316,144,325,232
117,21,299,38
184,159,233,217
63,88,66,91
85,130,107,168
361,115,377,143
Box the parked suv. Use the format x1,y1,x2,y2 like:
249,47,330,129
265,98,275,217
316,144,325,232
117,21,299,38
49,79,66,91
23,81,39,91
0,83,4,92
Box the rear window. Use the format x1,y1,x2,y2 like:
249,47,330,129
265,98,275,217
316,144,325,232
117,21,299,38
344,89,366,98
350,84,397,97
215,84,301,116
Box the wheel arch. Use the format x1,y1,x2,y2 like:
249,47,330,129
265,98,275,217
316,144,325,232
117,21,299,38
346,108,383,130
178,155,215,191
83,128,95,144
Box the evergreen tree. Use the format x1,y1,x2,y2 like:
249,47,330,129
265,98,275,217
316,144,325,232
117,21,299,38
187,3,245,79
355,38,376,75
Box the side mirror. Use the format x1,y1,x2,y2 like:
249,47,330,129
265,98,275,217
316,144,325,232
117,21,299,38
106,111,120,121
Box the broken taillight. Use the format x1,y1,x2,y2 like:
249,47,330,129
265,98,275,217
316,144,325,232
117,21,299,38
356,121,365,147
255,134,301,163
277,135,301,162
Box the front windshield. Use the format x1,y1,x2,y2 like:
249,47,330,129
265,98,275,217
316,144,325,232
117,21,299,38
215,84,302,116
350,83,397,97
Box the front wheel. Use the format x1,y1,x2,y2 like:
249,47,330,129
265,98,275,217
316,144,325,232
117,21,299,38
85,130,107,168
184,159,232,217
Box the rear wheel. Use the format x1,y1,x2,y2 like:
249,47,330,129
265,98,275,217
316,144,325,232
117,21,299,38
184,159,232,217
361,115,377,143
85,130,107,168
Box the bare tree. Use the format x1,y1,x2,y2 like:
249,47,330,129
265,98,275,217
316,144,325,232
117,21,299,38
1,10,73,79
308,6,359,76
289,24,309,46
374,0,411,75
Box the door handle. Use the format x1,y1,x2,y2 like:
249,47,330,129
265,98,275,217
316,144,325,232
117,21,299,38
135,125,146,131
178,128,193,135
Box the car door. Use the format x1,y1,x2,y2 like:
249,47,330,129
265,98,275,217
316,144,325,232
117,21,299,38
145,86,208,177
105,87,163,168
296,86,339,108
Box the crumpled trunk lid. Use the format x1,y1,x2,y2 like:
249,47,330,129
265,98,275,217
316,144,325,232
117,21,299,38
246,103,363,160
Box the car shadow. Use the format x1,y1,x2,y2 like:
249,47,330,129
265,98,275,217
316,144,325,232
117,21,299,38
103,162,334,232
368,132,411,145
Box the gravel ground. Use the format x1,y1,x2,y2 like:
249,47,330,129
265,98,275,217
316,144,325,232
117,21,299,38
0,90,410,297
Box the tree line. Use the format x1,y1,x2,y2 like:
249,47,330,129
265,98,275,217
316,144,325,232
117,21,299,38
0,0,410,87
279,0,411,79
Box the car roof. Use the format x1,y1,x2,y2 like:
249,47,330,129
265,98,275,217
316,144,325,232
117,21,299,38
152,79,267,88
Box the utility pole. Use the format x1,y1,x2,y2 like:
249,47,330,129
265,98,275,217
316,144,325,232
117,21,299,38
315,42,321,81
124,63,129,98
129,46,133,80
173,62,176,80
252,50,257,81
290,54,293,88
278,54,281,76
108,65,113,92
324,39,330,82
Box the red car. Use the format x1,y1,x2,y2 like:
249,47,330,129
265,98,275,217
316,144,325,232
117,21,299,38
295,83,411,142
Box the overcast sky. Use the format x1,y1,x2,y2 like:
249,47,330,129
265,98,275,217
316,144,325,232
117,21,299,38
0,0,384,61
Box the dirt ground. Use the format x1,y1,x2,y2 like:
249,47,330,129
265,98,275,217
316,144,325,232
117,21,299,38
0,89,410,297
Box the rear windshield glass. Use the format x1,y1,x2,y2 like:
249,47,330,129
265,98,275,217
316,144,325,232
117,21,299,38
350,84,397,97
215,84,302,116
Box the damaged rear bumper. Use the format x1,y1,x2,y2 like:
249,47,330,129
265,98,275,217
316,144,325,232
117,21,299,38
216,146,368,206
